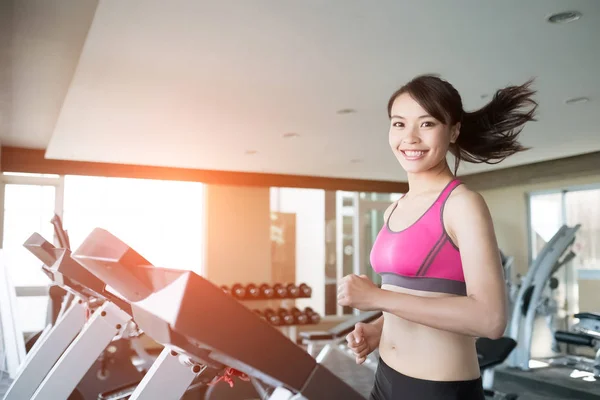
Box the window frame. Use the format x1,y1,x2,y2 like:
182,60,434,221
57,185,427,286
0,173,65,337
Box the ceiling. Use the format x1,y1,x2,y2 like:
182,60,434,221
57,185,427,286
1,0,599,181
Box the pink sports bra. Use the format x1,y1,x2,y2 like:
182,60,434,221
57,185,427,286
370,179,466,296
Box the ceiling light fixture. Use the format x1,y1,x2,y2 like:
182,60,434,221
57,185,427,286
337,108,356,115
282,132,300,138
565,97,590,105
546,11,582,24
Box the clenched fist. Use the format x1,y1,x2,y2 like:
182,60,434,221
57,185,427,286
337,274,380,311
346,321,382,365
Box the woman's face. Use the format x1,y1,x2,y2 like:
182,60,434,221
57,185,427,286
388,93,459,174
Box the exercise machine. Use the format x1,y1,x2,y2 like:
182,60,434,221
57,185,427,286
545,312,600,377
3,233,144,400
500,250,519,332
70,227,364,400
507,224,581,370
477,337,518,399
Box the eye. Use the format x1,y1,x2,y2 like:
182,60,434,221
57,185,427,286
392,121,404,128
421,121,436,128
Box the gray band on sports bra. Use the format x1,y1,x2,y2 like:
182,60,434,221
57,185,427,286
380,273,467,296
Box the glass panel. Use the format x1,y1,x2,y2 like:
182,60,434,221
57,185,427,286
565,189,600,270
2,184,55,287
363,208,384,286
359,192,403,202
63,176,205,274
529,192,563,260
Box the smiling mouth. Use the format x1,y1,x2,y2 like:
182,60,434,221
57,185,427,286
400,150,428,160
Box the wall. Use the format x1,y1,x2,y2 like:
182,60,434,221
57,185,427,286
203,184,272,285
480,173,600,312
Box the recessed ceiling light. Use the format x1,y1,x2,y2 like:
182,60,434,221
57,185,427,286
546,11,582,24
565,97,590,105
337,108,356,115
245,150,257,155
282,132,300,138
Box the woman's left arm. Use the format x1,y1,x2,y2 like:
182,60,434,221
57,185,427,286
371,190,507,339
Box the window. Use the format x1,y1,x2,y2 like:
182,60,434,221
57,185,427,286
2,181,58,335
528,192,563,261
2,184,55,287
565,189,600,270
63,176,205,274
1,173,207,335
528,187,600,270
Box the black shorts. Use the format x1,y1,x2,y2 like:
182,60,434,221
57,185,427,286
369,357,485,400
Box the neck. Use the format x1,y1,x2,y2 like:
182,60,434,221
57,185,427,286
405,161,455,197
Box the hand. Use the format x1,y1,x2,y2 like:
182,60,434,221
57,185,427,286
346,322,381,365
337,274,380,311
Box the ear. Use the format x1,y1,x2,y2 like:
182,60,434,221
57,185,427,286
450,123,461,144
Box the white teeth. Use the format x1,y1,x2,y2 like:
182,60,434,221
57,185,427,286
404,151,425,157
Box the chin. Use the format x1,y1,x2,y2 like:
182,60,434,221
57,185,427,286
395,153,446,174
402,165,435,174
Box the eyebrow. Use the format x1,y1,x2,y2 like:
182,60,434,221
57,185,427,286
390,114,432,119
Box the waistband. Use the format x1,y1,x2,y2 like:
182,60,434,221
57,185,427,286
377,356,482,385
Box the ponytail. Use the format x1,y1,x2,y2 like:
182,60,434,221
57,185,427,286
453,79,538,174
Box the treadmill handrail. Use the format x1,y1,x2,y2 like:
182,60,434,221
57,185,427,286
509,225,569,341
328,311,382,338
509,224,580,369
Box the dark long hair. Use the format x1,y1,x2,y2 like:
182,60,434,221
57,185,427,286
387,74,538,174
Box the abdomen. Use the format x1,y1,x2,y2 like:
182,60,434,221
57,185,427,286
377,285,481,381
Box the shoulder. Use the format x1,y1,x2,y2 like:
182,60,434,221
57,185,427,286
446,184,489,215
444,184,494,239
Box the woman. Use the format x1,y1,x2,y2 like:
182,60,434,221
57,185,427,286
337,74,537,399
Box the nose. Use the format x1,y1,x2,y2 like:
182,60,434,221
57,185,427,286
402,126,420,145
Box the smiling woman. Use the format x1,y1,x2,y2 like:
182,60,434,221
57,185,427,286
338,74,539,400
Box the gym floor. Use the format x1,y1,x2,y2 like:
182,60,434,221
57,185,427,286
318,346,600,400
495,366,600,400
3,339,600,399
2,361,599,399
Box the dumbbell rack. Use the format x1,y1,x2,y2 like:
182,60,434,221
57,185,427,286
220,283,320,344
